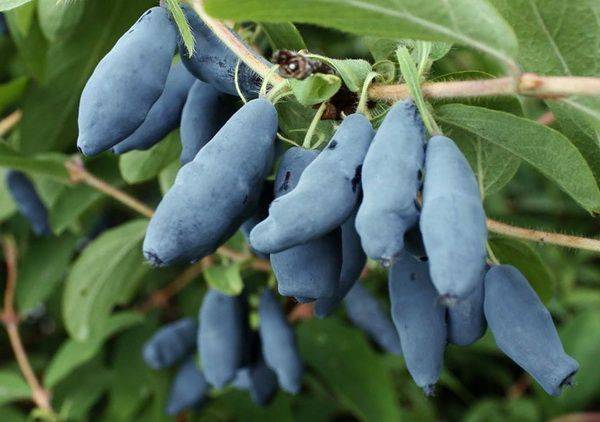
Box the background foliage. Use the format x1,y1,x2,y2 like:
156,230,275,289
0,0,598,421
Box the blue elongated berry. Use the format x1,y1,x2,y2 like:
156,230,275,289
77,7,177,156
5,171,51,236
314,209,366,318
484,265,579,396
179,80,238,165
251,114,374,254
258,290,303,394
356,100,425,264
142,318,197,370
233,358,279,406
165,357,209,416
420,135,487,300
344,283,402,356
389,253,446,395
0,14,6,35
178,5,264,98
112,62,195,154
268,147,342,299
143,99,277,266
447,274,486,346
198,289,248,389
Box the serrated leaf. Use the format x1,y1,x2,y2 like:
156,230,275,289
261,22,306,51
63,219,148,341
0,77,27,115
119,132,181,184
45,312,142,388
37,0,85,42
489,0,600,184
0,143,69,181
437,104,600,213
19,0,154,153
489,238,554,303
289,73,341,106
0,370,30,406
0,0,31,12
16,233,78,314
297,318,402,421
205,0,518,68
204,263,244,296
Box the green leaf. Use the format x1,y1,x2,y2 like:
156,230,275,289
311,56,372,93
3,5,47,81
550,311,600,411
261,22,306,51
158,159,180,195
16,233,78,314
106,323,156,420
204,263,244,296
0,168,17,222
53,357,113,420
437,104,600,213
446,126,520,196
63,219,148,341
0,0,32,12
0,370,30,406
37,0,85,42
0,77,27,115
45,312,143,388
19,0,154,153
165,0,194,57
488,237,554,303
276,98,336,146
0,143,69,181
489,0,600,184
205,0,518,68
364,37,398,61
118,132,181,184
289,73,341,106
297,318,402,421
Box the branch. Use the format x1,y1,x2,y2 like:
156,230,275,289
0,109,23,137
185,5,600,102
1,236,55,415
488,219,600,253
369,74,600,101
65,157,155,219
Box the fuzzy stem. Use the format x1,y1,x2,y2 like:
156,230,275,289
1,236,55,415
487,220,600,253
0,110,23,137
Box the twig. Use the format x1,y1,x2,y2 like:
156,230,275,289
549,413,600,422
288,302,315,323
488,219,600,253
368,74,600,102
138,257,213,313
65,157,155,218
1,236,55,415
190,0,284,87
537,110,556,126
0,109,23,137
183,8,600,102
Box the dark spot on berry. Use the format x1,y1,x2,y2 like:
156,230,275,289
417,169,423,182
410,272,416,281
328,140,338,150
279,171,292,192
243,195,249,204
419,256,429,262
351,165,362,193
